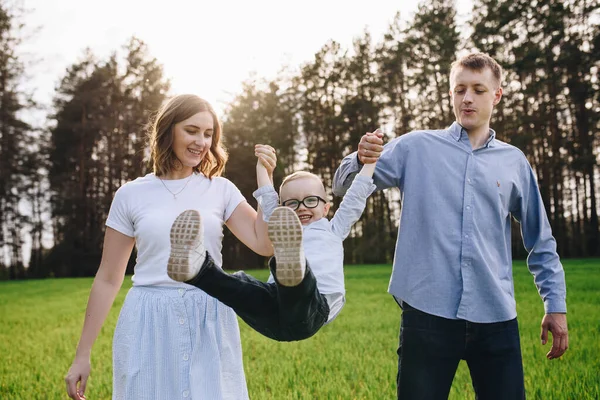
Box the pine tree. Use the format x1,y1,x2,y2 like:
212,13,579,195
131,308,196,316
47,39,168,276
0,0,33,279
221,78,297,268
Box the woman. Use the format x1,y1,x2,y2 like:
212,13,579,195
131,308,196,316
65,94,274,400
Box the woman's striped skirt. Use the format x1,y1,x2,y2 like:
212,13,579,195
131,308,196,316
112,285,249,399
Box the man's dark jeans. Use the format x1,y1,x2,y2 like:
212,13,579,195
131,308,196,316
187,253,329,342
397,302,526,400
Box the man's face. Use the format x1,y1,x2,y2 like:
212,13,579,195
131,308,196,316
450,66,502,135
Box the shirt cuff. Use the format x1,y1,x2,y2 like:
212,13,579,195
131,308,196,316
252,185,279,222
544,298,567,314
351,153,363,169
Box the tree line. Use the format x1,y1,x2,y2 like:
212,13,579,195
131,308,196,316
1,0,598,279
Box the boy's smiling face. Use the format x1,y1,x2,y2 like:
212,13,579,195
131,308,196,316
280,177,330,226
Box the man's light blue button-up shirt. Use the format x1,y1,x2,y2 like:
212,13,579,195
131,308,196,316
333,122,567,323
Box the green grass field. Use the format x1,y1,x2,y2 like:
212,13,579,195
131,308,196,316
1,259,599,399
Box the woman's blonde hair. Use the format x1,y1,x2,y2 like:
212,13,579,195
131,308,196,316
148,94,228,178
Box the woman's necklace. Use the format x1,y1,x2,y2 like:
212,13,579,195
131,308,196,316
158,173,195,200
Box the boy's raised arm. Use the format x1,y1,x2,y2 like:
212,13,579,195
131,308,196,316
255,144,276,188
358,162,376,177
330,132,381,239
253,144,280,222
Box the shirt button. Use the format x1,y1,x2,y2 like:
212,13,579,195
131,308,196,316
465,234,469,238
183,353,189,361
466,206,470,210
467,178,472,184
183,390,190,398
179,318,185,325
178,288,184,296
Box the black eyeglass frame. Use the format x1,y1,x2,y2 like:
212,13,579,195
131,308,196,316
281,195,327,211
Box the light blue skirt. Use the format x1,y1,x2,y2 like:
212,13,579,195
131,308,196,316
112,285,249,400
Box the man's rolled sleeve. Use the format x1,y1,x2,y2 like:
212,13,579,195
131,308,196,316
332,152,361,197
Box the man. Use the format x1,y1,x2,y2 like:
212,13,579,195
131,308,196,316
333,53,568,399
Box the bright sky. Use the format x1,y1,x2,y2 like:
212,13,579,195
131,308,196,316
20,0,472,117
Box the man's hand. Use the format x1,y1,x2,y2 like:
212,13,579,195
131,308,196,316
540,313,569,359
358,129,384,164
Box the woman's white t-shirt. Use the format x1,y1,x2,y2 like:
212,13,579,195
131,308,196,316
106,173,245,287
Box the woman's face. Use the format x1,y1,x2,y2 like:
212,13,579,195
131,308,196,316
171,111,214,172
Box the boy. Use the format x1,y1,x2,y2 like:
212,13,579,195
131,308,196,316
167,143,378,341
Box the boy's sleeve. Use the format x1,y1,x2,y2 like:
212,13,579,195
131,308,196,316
253,185,279,222
330,175,376,240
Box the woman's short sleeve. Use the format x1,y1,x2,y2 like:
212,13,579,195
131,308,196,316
222,179,246,221
106,185,135,237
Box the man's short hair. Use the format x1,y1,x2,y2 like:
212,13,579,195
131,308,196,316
450,53,503,88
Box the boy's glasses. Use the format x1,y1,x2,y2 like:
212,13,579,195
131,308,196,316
281,196,326,211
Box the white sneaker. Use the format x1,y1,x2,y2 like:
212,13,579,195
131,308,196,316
268,207,306,287
167,210,206,282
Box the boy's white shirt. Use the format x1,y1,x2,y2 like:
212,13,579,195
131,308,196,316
253,174,376,323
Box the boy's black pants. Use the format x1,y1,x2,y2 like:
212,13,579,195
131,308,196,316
186,253,330,342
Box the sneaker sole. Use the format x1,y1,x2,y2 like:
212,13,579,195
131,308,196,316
167,210,202,282
268,207,304,286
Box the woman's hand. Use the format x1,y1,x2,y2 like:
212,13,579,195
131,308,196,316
65,355,91,399
255,144,277,183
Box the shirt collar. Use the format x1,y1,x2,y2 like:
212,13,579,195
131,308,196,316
303,217,330,231
448,121,497,148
